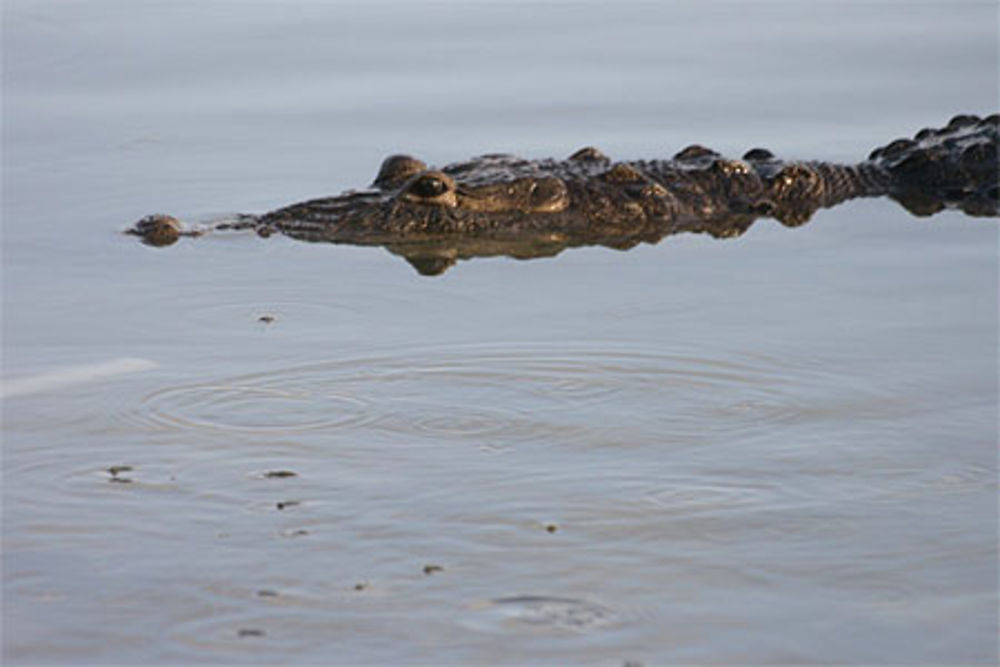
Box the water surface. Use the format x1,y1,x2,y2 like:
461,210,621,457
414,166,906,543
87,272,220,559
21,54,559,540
3,1,998,664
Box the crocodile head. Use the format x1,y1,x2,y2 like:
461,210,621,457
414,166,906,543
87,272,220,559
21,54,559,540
261,153,577,244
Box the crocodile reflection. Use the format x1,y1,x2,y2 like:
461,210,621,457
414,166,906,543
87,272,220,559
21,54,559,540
378,211,763,276
130,114,999,275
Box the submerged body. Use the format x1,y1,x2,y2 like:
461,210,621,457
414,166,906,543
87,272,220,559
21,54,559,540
131,115,998,274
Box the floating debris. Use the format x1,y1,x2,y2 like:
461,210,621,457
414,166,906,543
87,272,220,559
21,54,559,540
237,628,265,638
263,470,298,479
276,500,301,510
423,564,444,575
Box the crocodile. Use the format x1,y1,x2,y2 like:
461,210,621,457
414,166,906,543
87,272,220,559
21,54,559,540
130,114,998,275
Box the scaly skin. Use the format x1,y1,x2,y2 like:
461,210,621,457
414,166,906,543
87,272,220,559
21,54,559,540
129,115,998,274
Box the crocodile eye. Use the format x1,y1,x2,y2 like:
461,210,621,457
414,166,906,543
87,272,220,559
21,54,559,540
400,171,458,207
408,174,451,198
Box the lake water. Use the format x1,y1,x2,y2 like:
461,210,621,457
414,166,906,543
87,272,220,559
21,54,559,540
2,1,998,664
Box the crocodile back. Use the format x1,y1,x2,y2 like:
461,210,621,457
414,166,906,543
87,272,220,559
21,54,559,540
870,114,999,217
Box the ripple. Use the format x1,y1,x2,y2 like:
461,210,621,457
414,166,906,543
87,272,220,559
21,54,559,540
124,342,859,443
462,595,620,634
138,382,371,433
642,480,782,515
407,410,520,439
876,463,996,500
164,609,309,658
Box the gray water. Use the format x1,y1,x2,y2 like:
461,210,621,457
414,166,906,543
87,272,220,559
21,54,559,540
2,1,998,664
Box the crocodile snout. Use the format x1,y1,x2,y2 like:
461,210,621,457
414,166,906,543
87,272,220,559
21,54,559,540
127,214,183,246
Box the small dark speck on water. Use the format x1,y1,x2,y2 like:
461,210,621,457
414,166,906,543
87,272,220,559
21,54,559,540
108,477,133,484
257,589,279,598
258,314,276,324
545,523,558,533
263,470,298,479
106,465,133,477
276,500,301,510
237,628,265,638
354,582,369,591
423,564,444,575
